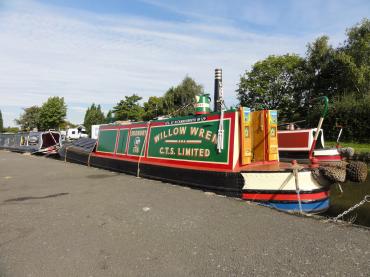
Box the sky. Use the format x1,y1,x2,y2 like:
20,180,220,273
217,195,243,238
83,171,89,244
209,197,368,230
0,0,369,127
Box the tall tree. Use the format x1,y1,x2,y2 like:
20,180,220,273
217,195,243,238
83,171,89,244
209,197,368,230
237,54,306,120
0,109,3,132
15,106,42,131
163,76,204,116
39,97,67,130
338,18,370,95
143,96,164,121
105,110,115,123
83,104,106,136
305,20,370,100
113,94,144,121
304,36,346,103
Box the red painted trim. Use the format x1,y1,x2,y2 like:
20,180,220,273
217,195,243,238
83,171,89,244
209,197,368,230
242,191,329,201
114,129,120,154
94,111,237,171
100,123,147,130
91,152,236,172
229,114,235,168
278,131,310,148
314,155,342,161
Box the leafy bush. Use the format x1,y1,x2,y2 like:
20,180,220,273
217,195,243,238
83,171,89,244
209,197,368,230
308,93,370,142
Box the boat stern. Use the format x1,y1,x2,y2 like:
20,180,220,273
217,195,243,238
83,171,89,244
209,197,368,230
241,169,330,214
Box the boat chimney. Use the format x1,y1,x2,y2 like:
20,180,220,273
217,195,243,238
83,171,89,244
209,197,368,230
214,68,222,112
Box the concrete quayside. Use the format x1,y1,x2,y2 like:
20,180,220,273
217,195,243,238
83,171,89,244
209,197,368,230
0,150,369,276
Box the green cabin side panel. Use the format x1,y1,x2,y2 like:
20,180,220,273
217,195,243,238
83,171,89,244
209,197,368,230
127,128,148,156
97,130,117,153
147,119,230,164
116,129,129,154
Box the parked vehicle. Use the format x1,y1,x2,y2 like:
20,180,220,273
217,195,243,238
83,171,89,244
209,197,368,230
65,126,88,140
91,125,101,139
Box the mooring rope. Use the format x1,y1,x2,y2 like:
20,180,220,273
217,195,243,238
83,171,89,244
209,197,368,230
291,162,304,214
64,146,71,163
86,141,97,167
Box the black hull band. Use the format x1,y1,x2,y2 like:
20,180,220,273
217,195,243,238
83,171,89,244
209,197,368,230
62,150,244,196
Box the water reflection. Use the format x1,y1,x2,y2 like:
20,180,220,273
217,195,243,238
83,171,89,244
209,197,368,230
326,171,370,227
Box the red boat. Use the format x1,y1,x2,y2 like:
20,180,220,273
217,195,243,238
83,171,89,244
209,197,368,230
278,97,347,164
278,128,342,163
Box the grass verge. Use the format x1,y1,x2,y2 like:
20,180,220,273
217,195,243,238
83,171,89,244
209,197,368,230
326,141,370,153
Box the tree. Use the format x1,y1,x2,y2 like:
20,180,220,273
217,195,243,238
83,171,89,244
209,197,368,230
163,76,204,116
236,19,370,141
237,54,306,120
15,106,41,131
113,94,144,121
305,36,335,99
39,97,67,130
143,96,164,121
338,18,370,95
105,110,115,123
303,35,356,104
0,110,3,132
305,20,370,101
83,104,106,136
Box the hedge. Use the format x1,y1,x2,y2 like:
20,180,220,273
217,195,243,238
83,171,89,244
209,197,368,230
307,94,370,143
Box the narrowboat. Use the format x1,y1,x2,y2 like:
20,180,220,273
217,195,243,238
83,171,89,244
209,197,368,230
0,131,62,154
278,97,349,164
278,128,343,163
60,69,334,214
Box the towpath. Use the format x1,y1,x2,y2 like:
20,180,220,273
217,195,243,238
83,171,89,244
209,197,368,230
0,150,369,276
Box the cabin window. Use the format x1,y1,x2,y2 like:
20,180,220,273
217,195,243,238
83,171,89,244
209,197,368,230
28,136,39,145
20,136,27,146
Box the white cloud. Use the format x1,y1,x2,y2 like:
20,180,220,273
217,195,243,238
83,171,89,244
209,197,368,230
0,0,355,126
69,106,87,113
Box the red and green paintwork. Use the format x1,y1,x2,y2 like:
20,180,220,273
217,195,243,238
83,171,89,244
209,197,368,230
71,108,331,214
94,111,237,171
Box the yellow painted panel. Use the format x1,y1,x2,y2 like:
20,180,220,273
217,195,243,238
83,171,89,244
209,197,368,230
267,110,279,161
240,107,252,165
251,110,266,162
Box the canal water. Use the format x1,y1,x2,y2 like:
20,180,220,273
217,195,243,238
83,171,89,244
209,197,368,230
326,171,370,227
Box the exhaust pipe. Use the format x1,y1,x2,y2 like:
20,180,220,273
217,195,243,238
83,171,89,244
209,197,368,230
214,68,222,112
